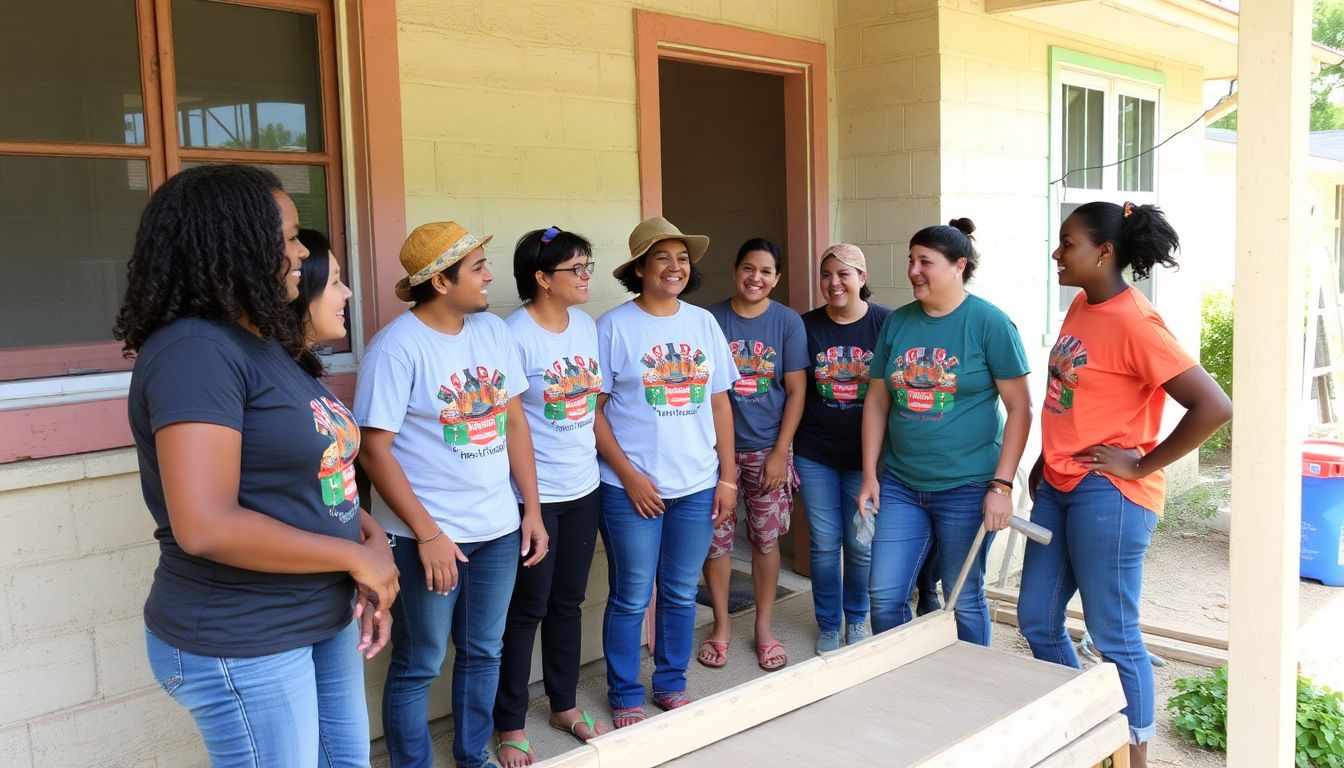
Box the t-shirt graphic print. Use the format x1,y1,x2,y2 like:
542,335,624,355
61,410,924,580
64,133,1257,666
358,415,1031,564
728,339,777,397
1044,335,1088,413
541,354,601,422
890,346,959,416
437,366,509,449
640,342,710,410
814,345,874,405
311,396,360,519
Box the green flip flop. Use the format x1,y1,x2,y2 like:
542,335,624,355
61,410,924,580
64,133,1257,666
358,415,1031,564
495,739,533,765
550,710,599,742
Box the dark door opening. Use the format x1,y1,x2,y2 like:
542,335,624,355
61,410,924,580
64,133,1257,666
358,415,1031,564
658,59,789,308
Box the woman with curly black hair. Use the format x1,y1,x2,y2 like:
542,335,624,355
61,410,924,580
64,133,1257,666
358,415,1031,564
1018,202,1231,768
118,164,398,767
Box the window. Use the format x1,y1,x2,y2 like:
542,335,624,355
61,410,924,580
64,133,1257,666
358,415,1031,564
0,0,345,383
1049,49,1163,323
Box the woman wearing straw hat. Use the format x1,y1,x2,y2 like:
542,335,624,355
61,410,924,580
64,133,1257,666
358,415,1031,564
593,216,739,727
355,221,548,768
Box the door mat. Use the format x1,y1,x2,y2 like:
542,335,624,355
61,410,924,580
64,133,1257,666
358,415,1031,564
696,568,796,614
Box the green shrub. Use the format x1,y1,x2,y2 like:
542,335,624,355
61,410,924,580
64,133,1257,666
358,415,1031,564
1167,666,1344,767
1201,290,1234,457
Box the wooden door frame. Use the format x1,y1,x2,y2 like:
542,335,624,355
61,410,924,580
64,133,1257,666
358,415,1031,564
633,10,828,311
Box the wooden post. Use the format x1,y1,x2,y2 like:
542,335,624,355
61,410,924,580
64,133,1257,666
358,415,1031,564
1228,0,1309,764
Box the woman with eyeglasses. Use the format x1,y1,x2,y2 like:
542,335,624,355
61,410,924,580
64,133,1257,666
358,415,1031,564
493,227,608,767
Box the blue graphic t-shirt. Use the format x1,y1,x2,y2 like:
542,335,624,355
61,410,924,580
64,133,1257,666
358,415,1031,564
871,294,1030,491
795,303,891,471
129,318,362,658
707,299,809,452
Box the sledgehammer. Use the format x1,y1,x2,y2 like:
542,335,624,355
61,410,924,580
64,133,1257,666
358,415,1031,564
944,516,1052,613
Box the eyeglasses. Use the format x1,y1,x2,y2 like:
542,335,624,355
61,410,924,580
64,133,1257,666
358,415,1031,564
547,261,597,279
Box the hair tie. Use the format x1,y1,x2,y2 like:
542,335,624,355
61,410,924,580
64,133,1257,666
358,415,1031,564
540,226,562,244
1122,201,1135,219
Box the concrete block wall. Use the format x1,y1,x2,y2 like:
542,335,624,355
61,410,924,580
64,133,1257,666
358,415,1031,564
0,449,208,768
833,0,943,310
396,0,834,321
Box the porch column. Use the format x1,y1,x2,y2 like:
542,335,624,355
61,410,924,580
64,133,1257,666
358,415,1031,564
1228,0,1310,764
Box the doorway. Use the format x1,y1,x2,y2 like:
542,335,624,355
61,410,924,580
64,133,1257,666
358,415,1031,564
658,60,788,307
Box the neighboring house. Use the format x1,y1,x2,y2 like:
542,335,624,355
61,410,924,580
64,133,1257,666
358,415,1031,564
1203,126,1344,293
1,1,1332,763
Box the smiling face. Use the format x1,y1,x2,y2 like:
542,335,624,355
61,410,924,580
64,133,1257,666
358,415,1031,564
1052,213,1110,288
907,244,965,304
274,191,309,301
436,246,493,313
819,255,866,310
304,253,353,343
734,249,780,305
540,250,593,307
637,238,691,301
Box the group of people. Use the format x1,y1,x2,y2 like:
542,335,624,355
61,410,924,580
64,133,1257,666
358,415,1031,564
120,164,1231,768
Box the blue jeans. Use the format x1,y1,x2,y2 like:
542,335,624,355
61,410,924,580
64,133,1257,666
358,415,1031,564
383,531,520,768
1017,473,1159,745
869,475,995,644
599,482,714,708
794,455,869,632
145,620,368,767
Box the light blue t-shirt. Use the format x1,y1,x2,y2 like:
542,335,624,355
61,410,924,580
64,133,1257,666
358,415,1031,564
354,311,527,543
505,306,602,503
707,299,809,452
871,294,1030,491
596,300,739,497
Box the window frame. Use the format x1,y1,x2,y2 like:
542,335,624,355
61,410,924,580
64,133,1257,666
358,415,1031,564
1046,47,1166,338
0,0,349,384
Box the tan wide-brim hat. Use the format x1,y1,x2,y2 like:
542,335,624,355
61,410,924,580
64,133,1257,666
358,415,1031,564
612,216,710,281
395,221,493,302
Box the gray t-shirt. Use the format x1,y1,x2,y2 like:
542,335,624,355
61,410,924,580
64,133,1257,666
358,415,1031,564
129,318,362,658
707,300,809,452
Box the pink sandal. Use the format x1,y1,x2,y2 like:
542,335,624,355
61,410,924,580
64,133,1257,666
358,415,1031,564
611,706,646,729
652,691,692,711
695,639,729,668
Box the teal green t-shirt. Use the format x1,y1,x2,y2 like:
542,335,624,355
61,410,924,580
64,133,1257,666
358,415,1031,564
871,294,1030,491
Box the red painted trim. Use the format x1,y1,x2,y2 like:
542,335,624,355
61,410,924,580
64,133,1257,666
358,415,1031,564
0,399,133,464
632,11,829,312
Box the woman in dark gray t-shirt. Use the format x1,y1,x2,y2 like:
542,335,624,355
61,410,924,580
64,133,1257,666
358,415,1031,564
115,165,398,767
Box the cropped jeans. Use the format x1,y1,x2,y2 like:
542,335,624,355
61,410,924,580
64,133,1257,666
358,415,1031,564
1017,473,1159,745
599,483,714,708
794,455,870,633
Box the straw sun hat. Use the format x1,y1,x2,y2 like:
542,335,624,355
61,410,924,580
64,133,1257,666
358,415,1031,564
395,221,493,302
612,216,710,281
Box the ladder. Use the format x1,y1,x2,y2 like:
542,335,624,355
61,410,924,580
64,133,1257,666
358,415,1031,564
1304,246,1344,425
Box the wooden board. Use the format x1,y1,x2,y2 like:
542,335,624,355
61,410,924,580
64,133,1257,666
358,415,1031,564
663,642,1125,767
989,601,1228,668
1031,714,1130,768
985,586,1229,650
574,612,957,768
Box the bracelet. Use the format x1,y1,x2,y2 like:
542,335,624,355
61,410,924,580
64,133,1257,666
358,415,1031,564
717,480,738,491
417,530,443,544
990,478,1014,489
986,484,1012,497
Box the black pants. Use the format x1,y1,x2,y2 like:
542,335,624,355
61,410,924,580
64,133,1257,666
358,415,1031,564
493,487,602,730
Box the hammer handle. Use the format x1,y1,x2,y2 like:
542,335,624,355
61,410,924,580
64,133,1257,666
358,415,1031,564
1009,515,1052,546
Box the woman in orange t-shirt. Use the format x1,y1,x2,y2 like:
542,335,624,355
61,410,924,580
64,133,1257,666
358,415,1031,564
1018,202,1231,768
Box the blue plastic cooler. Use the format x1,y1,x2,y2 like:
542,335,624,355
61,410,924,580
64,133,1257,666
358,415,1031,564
1301,440,1344,586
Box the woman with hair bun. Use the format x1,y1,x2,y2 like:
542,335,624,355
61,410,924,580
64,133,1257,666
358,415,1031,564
857,218,1032,645
1018,202,1230,767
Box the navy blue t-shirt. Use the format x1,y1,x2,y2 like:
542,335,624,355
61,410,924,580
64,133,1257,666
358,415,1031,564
129,318,362,657
795,303,891,471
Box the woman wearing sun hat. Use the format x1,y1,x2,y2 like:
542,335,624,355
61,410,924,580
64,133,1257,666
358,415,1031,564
355,220,548,768
593,216,739,728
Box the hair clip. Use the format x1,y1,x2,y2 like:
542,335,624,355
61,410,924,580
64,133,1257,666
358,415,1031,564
540,226,562,244
1122,201,1135,219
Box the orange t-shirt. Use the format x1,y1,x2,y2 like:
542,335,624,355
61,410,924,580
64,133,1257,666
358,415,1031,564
1041,287,1197,513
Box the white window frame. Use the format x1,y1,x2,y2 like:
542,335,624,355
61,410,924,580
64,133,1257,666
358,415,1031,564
1047,53,1163,338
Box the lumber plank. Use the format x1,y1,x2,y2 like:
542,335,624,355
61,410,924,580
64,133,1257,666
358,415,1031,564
1030,714,1130,768
532,744,599,768
913,662,1126,767
985,586,1229,650
990,603,1228,668
588,612,957,767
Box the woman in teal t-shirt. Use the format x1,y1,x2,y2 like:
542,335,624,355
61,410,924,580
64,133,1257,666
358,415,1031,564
856,219,1032,644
